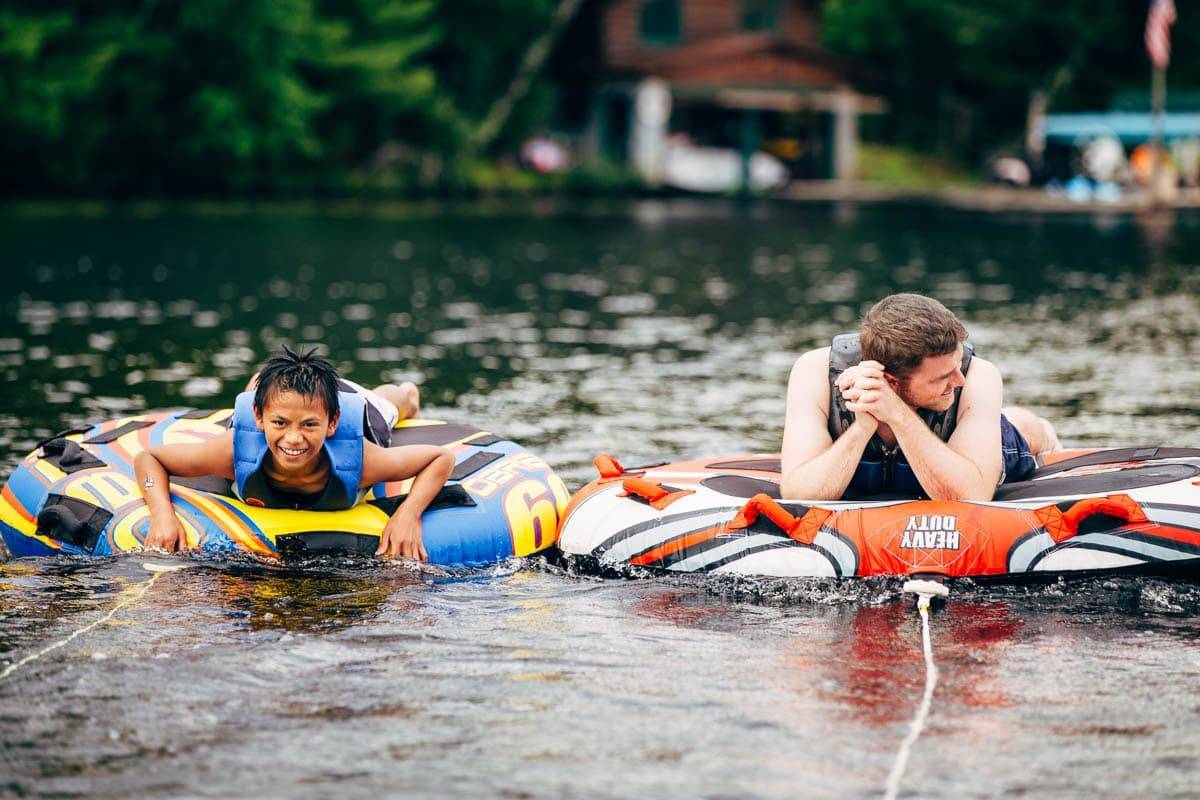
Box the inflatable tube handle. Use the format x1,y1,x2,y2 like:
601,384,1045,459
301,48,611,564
619,477,694,510
594,453,624,479
1035,493,1149,543
38,505,84,539
727,493,831,545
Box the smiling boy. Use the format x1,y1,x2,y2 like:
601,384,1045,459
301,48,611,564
780,294,1060,501
133,347,453,560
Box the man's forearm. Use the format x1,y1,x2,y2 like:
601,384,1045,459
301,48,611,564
890,412,991,500
781,422,874,500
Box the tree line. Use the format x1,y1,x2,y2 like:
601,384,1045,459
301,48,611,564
1,0,559,196
822,0,1200,162
4,0,1198,196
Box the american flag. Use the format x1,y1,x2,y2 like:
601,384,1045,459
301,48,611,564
1145,0,1177,69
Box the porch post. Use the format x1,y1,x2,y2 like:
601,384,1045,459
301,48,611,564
740,109,761,194
833,88,859,183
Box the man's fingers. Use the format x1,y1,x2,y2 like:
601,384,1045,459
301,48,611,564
847,404,880,420
837,368,863,390
839,365,884,391
852,377,885,391
847,388,879,404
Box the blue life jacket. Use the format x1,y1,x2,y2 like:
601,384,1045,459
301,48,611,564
827,333,974,498
231,391,367,510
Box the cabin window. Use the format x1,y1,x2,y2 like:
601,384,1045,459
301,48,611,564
740,0,782,32
640,0,681,44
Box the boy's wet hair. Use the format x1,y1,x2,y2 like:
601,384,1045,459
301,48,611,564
254,346,341,418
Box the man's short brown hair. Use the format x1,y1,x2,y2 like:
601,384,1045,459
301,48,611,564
860,293,967,377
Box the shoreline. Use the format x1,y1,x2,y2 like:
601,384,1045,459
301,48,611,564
780,181,1200,214
3,183,1200,218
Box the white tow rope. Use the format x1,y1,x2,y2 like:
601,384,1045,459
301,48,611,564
883,578,950,800
0,561,188,682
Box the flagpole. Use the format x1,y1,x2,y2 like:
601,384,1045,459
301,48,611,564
1151,64,1166,206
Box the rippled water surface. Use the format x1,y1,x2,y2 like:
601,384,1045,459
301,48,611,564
2,200,1199,798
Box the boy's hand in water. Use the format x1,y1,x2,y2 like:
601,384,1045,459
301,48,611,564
145,512,188,552
378,507,428,561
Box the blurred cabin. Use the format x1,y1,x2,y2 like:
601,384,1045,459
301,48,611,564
549,0,884,184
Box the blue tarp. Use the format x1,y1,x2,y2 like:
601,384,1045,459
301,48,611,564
1042,112,1200,144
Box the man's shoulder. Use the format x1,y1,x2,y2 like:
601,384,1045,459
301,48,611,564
965,355,1002,384
958,355,1003,418
787,348,834,416
792,346,832,373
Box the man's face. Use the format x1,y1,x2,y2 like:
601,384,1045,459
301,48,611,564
892,346,966,412
255,390,338,474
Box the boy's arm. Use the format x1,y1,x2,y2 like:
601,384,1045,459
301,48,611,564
133,432,235,551
362,443,455,561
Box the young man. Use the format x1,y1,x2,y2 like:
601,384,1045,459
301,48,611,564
133,347,453,560
780,293,1059,501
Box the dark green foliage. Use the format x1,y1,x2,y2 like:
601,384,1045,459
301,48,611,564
429,0,557,154
11,0,1182,193
0,0,559,195
0,4,126,191
822,0,1200,161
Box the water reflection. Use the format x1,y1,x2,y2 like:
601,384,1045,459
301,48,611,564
797,602,1021,727
2,202,1200,797
5,202,1198,480
207,565,427,634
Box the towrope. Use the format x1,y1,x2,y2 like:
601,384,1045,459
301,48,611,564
0,562,189,682
883,578,950,800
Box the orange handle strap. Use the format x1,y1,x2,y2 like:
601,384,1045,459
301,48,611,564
620,477,694,510
594,453,624,479
727,493,831,545
1035,493,1149,543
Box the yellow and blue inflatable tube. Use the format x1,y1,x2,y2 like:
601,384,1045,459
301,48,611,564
0,409,568,565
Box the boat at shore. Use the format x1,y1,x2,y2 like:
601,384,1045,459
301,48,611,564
557,448,1200,580
0,410,568,565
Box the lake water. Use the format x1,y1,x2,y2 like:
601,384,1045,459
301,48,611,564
1,200,1199,798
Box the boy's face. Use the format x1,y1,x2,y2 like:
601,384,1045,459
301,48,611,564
254,390,339,474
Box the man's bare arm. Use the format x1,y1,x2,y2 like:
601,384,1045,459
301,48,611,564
862,360,1003,501
940,358,1004,495
780,349,877,500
